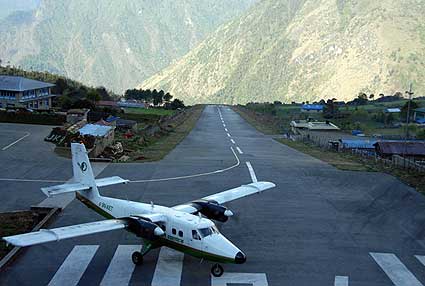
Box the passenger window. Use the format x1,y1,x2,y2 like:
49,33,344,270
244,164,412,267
192,230,201,240
172,228,176,235
178,230,183,237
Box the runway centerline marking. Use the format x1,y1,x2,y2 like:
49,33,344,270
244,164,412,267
370,252,423,286
245,161,258,183
334,276,349,286
230,139,235,144
151,247,184,286
100,245,139,286
48,245,99,286
211,273,268,286
236,147,243,154
2,132,30,151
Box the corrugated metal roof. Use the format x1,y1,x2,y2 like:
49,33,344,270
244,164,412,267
79,124,113,137
0,76,55,91
374,141,425,156
340,139,377,149
301,104,324,111
414,108,425,113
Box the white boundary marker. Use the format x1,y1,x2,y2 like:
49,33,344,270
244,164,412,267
370,252,423,286
2,132,30,151
225,128,228,132
415,255,425,266
236,147,243,154
211,273,268,286
335,276,349,286
48,245,99,286
227,133,231,138
100,245,139,286
230,139,235,144
245,161,258,183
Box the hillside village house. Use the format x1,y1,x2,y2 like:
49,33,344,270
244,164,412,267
0,76,56,110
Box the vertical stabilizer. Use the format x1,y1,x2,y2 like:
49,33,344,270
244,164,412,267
71,143,100,198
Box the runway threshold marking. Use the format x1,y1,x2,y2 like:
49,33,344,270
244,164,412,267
236,147,243,154
415,255,425,266
211,273,268,286
48,245,99,286
100,245,139,286
245,161,258,183
334,276,349,286
2,132,30,151
370,252,423,286
151,247,184,286
230,139,235,144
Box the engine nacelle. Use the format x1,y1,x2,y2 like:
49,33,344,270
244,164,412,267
126,217,165,241
191,200,233,222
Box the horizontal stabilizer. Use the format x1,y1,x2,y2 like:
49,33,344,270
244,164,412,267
3,219,127,247
41,176,129,197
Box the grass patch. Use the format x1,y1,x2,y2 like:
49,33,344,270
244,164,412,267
123,108,175,116
232,106,282,135
119,105,204,162
276,138,371,171
0,211,45,259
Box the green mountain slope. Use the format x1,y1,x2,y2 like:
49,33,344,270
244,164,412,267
140,0,425,104
0,0,257,92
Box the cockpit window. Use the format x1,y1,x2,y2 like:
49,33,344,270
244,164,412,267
192,230,201,240
198,226,219,238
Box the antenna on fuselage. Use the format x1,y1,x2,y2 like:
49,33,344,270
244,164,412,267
151,201,154,210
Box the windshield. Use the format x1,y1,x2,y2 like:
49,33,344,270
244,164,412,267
198,226,219,238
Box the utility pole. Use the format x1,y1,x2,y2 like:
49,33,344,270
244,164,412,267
405,83,414,139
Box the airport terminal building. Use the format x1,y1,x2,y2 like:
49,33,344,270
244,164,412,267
0,75,56,110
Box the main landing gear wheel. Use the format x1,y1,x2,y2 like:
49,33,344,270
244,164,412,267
132,251,144,265
211,264,224,277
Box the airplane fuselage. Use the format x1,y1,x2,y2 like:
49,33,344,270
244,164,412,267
76,192,246,264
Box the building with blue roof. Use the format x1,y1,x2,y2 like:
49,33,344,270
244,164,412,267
414,108,425,124
301,104,324,113
0,75,56,110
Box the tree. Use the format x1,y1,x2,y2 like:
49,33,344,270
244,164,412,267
164,92,173,103
369,94,375,100
324,98,338,118
86,90,101,103
394,92,403,99
95,86,111,100
57,95,73,110
379,93,385,98
401,101,419,122
170,99,185,110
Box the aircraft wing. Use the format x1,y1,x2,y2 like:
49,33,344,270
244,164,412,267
173,181,276,213
3,219,127,247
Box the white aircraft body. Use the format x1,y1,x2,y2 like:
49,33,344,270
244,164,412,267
3,143,276,277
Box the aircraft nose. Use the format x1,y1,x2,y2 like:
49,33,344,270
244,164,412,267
235,251,246,264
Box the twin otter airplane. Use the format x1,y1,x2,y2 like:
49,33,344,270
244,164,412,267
3,143,276,277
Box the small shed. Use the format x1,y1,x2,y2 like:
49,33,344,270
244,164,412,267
67,109,90,124
339,139,377,151
374,141,425,159
79,124,115,157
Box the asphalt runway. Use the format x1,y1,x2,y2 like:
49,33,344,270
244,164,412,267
1,106,425,285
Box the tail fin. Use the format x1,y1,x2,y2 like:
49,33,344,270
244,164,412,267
71,143,100,198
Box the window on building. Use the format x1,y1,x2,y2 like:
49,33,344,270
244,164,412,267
172,228,176,235
178,230,183,237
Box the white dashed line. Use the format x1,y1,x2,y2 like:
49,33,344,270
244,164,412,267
245,161,258,183
227,133,231,138
370,252,423,286
211,273,268,286
223,124,226,127
230,139,235,144
225,128,228,132
2,132,30,151
334,276,349,286
236,147,243,154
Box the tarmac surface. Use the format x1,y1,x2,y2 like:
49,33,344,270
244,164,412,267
1,105,425,285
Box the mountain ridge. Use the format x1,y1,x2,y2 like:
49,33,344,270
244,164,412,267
140,0,425,104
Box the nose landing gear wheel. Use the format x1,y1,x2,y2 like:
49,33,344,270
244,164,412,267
132,251,144,265
211,264,224,277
